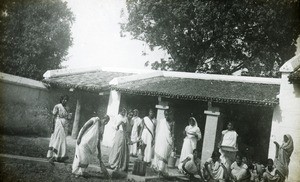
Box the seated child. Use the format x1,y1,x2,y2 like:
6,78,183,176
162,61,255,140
230,154,250,181
262,158,281,182
203,150,226,182
178,149,201,180
248,163,259,182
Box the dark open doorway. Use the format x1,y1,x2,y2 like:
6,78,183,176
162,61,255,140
218,104,274,163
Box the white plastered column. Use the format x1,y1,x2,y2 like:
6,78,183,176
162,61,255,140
201,105,220,165
155,96,169,136
71,98,81,138
268,55,300,181
102,90,121,147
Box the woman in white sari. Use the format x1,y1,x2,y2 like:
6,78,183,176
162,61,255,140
140,109,156,164
152,109,175,176
47,95,71,163
179,117,202,163
130,109,142,157
72,115,110,177
219,122,238,171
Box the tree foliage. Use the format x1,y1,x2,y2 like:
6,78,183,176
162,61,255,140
0,0,74,80
122,0,300,77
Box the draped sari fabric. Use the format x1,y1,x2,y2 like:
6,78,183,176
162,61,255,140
179,120,201,162
275,134,294,180
109,114,130,171
178,154,201,174
220,130,238,170
130,116,142,156
47,103,69,161
72,117,100,175
152,118,173,172
262,167,281,182
141,116,156,163
231,162,248,181
204,158,225,181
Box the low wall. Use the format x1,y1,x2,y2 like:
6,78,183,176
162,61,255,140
0,73,52,136
0,73,109,137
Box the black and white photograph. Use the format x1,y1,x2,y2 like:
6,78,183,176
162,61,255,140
0,0,300,181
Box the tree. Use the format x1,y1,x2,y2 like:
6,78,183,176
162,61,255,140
121,0,300,77
0,0,74,80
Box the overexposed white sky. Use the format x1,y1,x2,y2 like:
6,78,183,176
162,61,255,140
63,0,167,69
63,0,300,70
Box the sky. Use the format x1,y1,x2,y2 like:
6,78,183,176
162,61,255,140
63,0,300,70
63,0,167,70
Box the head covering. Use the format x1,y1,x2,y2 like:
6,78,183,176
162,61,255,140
281,134,294,157
189,117,198,127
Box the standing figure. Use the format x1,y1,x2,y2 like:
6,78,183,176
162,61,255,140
72,115,110,177
140,109,156,164
109,108,132,171
47,95,71,163
219,122,238,170
203,150,226,182
179,117,202,162
274,134,294,181
130,109,142,157
152,109,175,176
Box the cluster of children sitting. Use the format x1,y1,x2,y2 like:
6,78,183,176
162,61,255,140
179,149,287,182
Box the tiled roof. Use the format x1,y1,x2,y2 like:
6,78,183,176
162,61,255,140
43,70,133,92
112,76,280,106
289,68,300,83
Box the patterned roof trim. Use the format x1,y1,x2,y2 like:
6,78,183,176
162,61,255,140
43,70,134,92
112,87,278,106
112,76,279,106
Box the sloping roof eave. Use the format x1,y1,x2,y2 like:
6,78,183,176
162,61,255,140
112,87,279,106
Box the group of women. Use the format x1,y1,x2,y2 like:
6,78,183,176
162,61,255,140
47,96,294,181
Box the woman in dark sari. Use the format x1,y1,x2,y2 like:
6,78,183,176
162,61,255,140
274,134,294,181
108,109,133,172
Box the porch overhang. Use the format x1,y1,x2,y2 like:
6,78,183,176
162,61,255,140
112,76,280,106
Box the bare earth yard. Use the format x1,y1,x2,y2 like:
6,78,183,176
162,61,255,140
0,135,186,182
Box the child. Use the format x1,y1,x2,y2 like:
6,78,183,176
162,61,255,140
230,154,249,181
178,149,202,181
203,150,226,182
262,159,281,182
248,163,259,182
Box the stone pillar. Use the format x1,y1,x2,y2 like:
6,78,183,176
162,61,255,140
71,98,81,138
201,105,220,165
155,96,169,134
102,90,121,147
155,97,169,121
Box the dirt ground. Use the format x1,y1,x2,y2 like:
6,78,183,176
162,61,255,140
0,157,129,182
0,135,109,165
0,135,187,182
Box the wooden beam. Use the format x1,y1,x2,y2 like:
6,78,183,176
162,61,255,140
71,99,81,139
